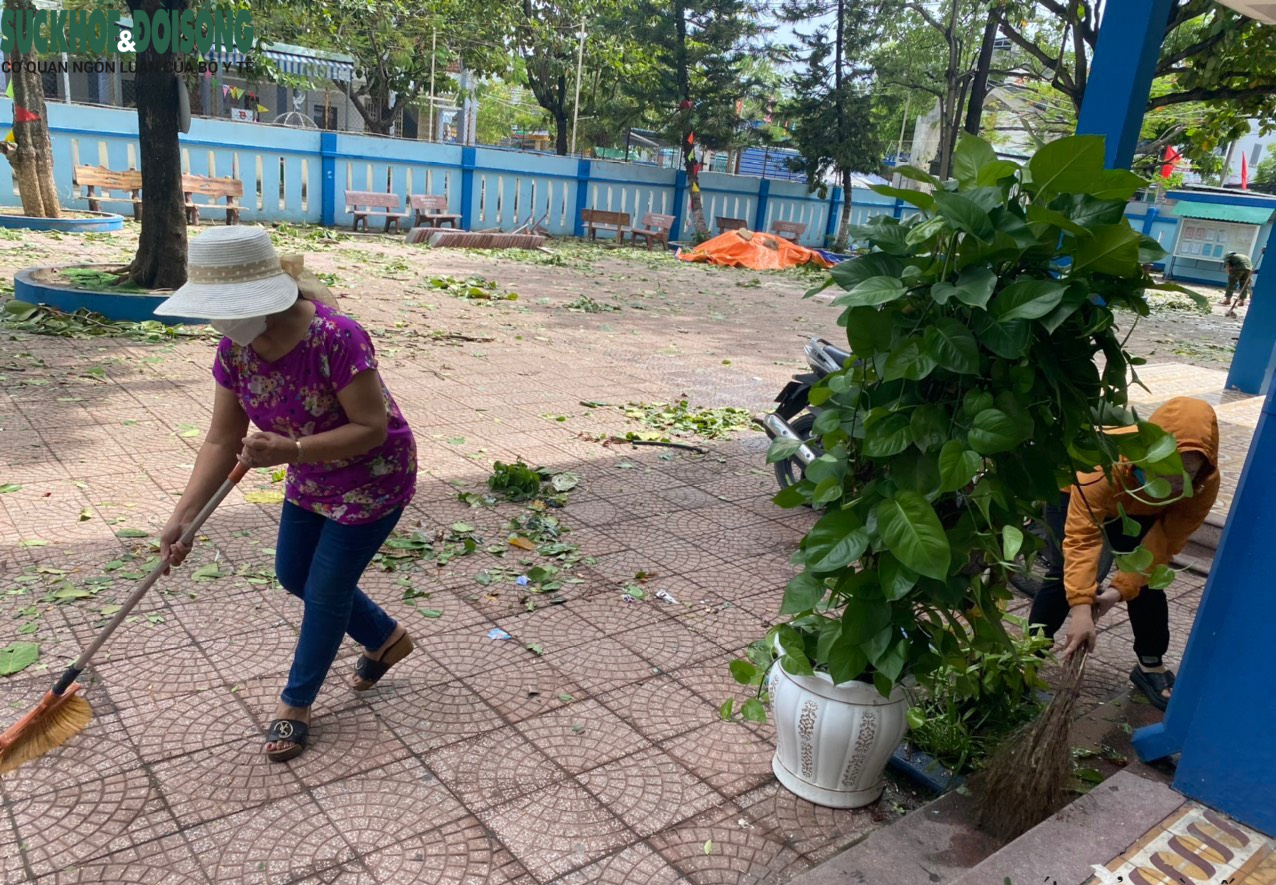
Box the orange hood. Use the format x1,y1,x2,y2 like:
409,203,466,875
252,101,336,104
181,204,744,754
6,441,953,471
1147,396,1220,475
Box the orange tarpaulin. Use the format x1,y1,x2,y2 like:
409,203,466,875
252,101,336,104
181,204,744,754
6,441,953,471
677,230,833,270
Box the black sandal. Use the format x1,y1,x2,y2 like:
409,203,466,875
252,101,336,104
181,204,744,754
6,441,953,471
353,631,414,691
264,718,309,763
1130,667,1176,712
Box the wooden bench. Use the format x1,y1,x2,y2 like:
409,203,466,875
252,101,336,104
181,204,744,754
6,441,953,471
181,174,242,225
771,220,807,243
580,208,632,242
408,194,462,229
344,190,410,232
630,212,675,250
716,216,748,234
74,165,142,219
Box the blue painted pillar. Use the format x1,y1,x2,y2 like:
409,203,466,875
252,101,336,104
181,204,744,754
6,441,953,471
754,178,771,233
319,131,338,227
671,169,688,241
459,146,477,231
1140,205,1159,236
824,186,844,245
1227,263,1276,395
573,158,591,237
1133,376,1276,836
1075,0,1174,169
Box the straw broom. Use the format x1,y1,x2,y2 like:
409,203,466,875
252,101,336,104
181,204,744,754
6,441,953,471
0,462,248,776
975,649,1088,842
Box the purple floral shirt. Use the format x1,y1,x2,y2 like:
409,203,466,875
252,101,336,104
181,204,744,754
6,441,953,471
212,304,416,525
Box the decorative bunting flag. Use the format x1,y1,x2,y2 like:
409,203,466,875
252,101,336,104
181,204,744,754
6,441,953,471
14,106,40,124
4,130,14,144
256,104,269,114
222,84,230,98
4,78,12,99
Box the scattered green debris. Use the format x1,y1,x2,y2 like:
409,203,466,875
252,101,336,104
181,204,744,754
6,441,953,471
1,301,211,342
622,399,752,440
1144,289,1209,314
56,267,148,293
0,642,39,677
565,294,620,313
428,275,518,302
378,524,478,570
488,461,547,502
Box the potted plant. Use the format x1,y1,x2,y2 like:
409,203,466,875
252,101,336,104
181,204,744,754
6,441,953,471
728,134,1199,808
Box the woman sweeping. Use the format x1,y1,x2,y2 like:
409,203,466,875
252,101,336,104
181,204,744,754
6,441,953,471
154,226,417,762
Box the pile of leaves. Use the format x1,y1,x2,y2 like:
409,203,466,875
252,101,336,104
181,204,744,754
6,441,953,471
58,267,148,293
565,294,620,313
428,275,518,302
2,301,211,342
488,461,579,502
622,400,752,440
1145,289,1209,313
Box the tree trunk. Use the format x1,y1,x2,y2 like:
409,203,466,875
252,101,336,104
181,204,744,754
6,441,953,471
554,108,569,155
834,168,853,252
964,6,1000,135
1,0,60,218
127,0,189,290
674,0,709,240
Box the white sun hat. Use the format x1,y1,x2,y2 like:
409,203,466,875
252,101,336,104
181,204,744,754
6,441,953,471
154,226,299,320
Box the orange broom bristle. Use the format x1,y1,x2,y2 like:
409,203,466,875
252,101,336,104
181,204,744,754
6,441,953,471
0,685,93,776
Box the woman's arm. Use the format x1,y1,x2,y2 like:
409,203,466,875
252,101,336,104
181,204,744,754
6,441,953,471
240,370,388,468
161,383,250,568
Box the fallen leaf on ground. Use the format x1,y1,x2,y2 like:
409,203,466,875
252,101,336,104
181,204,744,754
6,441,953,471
243,490,285,504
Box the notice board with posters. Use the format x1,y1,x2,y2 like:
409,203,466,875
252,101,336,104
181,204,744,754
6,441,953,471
1172,219,1257,262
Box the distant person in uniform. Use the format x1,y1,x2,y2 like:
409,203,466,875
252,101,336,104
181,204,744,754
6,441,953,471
1220,251,1253,318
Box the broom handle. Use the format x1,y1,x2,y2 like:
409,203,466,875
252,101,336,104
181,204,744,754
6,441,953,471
51,460,251,696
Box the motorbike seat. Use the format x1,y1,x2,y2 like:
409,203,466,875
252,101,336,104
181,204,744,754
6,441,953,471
823,343,852,368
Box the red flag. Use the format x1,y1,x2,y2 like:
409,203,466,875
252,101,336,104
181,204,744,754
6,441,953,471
13,106,39,124
1161,146,1181,179
1242,153,1250,190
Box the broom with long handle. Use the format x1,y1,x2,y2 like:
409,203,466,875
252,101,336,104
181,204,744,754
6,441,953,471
0,460,250,776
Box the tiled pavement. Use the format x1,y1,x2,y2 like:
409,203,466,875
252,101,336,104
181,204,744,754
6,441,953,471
0,231,1261,883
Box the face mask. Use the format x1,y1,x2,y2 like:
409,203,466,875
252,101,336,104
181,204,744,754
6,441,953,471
211,316,268,346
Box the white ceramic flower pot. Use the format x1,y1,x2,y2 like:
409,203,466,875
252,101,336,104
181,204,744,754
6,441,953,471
768,663,910,808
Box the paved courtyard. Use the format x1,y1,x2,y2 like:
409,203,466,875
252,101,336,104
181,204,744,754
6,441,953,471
0,226,1261,883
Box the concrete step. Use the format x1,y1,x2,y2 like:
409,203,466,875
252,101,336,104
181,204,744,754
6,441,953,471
1174,509,1225,577
945,770,1186,885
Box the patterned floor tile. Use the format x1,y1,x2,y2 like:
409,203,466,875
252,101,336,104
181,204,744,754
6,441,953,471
359,815,533,885
423,725,566,811
578,746,724,837
662,721,775,799
650,804,808,885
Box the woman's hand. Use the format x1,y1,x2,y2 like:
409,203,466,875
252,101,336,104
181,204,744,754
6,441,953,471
160,513,194,575
1061,604,1097,660
1094,586,1122,620
240,432,298,468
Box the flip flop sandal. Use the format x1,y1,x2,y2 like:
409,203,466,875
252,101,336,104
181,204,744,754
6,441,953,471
264,718,309,763
1130,667,1176,712
353,631,414,691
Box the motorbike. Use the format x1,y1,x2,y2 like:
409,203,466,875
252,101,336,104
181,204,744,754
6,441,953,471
759,336,850,490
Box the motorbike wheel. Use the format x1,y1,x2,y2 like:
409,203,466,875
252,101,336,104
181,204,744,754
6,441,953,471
773,413,820,491
1008,518,1115,598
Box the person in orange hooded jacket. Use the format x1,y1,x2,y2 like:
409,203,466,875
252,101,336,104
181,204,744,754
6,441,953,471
1027,397,1220,710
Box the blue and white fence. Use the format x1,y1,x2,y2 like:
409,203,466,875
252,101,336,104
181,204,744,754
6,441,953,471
0,99,1182,251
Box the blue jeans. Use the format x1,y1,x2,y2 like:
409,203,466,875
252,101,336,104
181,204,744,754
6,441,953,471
275,501,401,708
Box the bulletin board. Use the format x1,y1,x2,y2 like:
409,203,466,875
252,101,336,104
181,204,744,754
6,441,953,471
1173,220,1258,262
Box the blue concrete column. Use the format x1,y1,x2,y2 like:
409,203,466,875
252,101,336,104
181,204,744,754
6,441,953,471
824,185,844,245
1075,0,1174,169
319,131,338,227
1227,269,1276,395
754,178,771,233
573,158,591,237
1133,378,1276,836
671,169,688,241
459,146,477,230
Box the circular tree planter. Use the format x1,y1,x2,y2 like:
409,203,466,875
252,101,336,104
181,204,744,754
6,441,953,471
14,265,201,326
0,209,125,233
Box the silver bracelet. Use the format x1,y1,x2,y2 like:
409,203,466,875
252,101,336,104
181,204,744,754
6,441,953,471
294,439,303,464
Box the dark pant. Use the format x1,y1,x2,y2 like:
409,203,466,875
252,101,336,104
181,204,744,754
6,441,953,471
1027,493,1170,665
274,501,401,707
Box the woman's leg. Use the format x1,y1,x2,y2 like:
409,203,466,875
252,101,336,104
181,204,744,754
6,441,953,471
279,508,403,709
1028,494,1071,638
275,501,326,600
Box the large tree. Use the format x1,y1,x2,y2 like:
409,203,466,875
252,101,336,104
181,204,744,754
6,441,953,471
1,0,60,217
781,0,886,250
998,0,1276,164
265,0,511,136
622,0,763,239
124,0,189,289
